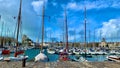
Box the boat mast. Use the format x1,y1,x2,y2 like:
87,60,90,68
100,30,102,43
63,20,65,47
89,30,90,46
15,0,22,54
116,31,118,42
1,22,4,37
65,8,68,53
1,21,4,47
84,7,87,49
74,30,76,47
93,29,95,47
41,1,45,51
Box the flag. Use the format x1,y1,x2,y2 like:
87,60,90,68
13,16,16,19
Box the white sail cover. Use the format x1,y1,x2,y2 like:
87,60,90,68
35,52,47,62
0,57,3,60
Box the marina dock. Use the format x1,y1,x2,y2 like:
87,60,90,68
0,61,120,68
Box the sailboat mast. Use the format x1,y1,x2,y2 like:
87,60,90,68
63,20,65,47
41,1,45,51
84,7,87,49
1,22,4,37
1,22,4,47
16,0,22,53
74,30,76,46
100,30,102,42
116,31,119,42
93,29,95,47
89,30,90,44
65,8,68,52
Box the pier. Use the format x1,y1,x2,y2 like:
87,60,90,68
0,61,120,68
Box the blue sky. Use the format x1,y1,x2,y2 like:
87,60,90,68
0,0,120,42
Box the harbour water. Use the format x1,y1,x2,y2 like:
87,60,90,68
1,48,119,62
25,49,59,62
20,49,108,62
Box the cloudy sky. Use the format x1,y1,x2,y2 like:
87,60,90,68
0,0,120,42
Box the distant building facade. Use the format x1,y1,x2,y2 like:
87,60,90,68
99,38,107,47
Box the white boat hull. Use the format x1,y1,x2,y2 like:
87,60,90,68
106,55,120,62
3,56,28,61
0,57,3,60
47,50,55,54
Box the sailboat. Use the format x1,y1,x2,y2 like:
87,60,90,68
0,18,11,55
47,31,55,54
106,55,120,62
59,8,69,61
47,47,55,54
14,0,24,57
82,6,90,60
34,1,48,62
3,0,28,61
72,7,88,62
0,21,10,55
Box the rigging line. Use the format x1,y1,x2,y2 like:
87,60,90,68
13,21,18,39
20,21,23,39
37,24,42,43
1,21,4,37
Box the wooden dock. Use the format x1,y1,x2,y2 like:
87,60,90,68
0,61,120,68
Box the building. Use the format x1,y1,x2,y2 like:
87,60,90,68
99,38,107,47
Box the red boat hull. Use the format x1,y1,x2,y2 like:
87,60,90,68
2,50,10,55
14,50,24,57
59,52,69,61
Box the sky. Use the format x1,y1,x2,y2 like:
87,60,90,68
0,0,120,43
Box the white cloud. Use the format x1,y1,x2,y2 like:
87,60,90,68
97,18,120,39
66,0,120,11
31,0,48,14
31,0,44,14
0,0,17,9
66,2,83,11
67,2,77,9
52,2,57,6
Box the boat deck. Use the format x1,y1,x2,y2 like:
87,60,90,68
0,61,120,68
